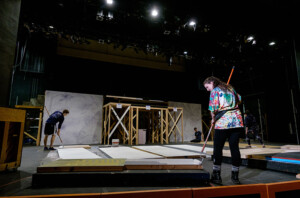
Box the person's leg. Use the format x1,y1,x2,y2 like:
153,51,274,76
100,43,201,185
211,129,227,184
245,134,251,147
254,130,265,147
228,128,242,184
44,135,49,149
50,134,56,148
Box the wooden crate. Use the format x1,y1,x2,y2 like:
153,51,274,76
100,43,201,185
0,107,26,171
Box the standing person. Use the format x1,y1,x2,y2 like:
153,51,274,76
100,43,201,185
190,127,202,143
244,110,265,148
44,109,69,150
203,76,244,184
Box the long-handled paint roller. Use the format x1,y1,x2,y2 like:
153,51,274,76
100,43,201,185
201,66,235,154
44,106,64,149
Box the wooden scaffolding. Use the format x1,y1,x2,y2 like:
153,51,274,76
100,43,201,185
102,102,184,145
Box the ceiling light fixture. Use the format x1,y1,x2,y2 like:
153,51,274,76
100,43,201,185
151,9,158,17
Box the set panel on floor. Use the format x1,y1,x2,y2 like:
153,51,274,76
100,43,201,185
165,144,213,153
99,146,163,159
133,145,205,158
58,148,101,159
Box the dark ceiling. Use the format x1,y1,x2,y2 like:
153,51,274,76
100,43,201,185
20,0,299,62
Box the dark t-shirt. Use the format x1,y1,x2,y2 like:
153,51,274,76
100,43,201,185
195,131,202,140
46,111,64,129
245,114,258,130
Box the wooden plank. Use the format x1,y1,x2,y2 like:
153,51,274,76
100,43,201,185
193,184,268,198
37,159,126,173
12,193,101,197
0,162,18,171
125,164,203,170
267,180,300,198
37,166,123,173
124,159,203,170
24,132,37,141
0,122,10,164
206,148,289,159
15,105,43,109
36,111,43,146
0,107,26,122
101,188,193,198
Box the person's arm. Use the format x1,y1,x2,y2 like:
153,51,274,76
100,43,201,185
211,111,216,124
57,117,64,136
245,126,248,135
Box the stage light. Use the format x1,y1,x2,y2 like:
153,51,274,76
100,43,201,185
247,36,254,42
106,0,113,5
184,51,188,55
151,9,158,17
189,20,196,26
252,40,256,45
108,11,113,20
269,41,276,46
49,26,54,29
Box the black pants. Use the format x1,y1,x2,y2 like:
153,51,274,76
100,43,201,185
213,128,244,167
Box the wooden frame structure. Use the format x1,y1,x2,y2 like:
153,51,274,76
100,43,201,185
0,107,26,171
102,103,184,145
15,105,43,146
102,103,131,145
168,107,184,143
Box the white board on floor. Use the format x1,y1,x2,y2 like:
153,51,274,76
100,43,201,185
133,145,203,158
58,148,101,159
165,144,213,153
99,147,163,159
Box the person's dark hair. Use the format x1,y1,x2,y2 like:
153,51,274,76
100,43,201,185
245,110,250,115
194,127,197,130
63,109,69,114
203,76,233,92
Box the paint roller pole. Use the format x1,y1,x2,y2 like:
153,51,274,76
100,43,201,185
227,66,235,85
201,66,235,153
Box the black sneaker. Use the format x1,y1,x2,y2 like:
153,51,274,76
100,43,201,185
231,171,241,184
49,147,56,150
44,147,49,151
211,170,222,184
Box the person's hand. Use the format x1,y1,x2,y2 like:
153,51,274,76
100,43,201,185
211,118,215,125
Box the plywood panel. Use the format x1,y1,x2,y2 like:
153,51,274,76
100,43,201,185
42,91,103,145
206,148,296,159
124,159,203,170
166,144,213,154
58,148,101,159
0,107,25,122
99,147,162,159
37,158,125,173
133,145,205,158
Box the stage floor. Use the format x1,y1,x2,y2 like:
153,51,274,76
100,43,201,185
0,142,299,196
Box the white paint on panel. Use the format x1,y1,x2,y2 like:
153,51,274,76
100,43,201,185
42,90,103,145
99,146,163,159
58,148,101,159
133,145,202,157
